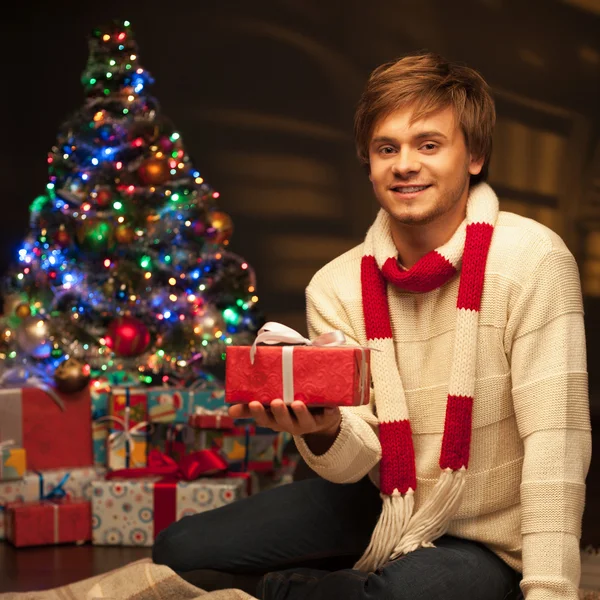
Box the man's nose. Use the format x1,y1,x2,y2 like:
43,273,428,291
391,148,421,177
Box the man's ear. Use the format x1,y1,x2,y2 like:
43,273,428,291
468,154,484,176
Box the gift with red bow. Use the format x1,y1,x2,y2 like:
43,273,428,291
91,449,250,546
225,322,372,407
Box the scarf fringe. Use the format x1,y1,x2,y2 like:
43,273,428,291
353,488,414,573
390,467,466,559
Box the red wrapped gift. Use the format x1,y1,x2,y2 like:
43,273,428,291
109,387,148,429
5,497,92,547
225,322,371,407
0,385,93,471
189,407,234,430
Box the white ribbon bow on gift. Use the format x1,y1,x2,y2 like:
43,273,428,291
96,405,152,469
249,322,372,406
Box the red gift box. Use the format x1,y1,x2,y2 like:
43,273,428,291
225,345,370,407
0,386,93,471
5,497,92,547
189,408,234,430
109,387,148,429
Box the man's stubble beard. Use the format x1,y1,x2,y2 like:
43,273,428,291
393,171,470,227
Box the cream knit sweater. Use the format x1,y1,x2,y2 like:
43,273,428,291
295,209,592,599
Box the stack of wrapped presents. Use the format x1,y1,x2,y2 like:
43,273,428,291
0,322,370,549
0,372,294,549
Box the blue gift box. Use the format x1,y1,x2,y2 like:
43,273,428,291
147,386,226,424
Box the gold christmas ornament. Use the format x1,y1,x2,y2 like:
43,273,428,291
15,303,31,319
53,357,91,394
138,156,171,185
115,223,135,244
3,293,28,320
206,210,234,245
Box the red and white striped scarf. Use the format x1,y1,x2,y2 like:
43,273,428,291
355,183,499,572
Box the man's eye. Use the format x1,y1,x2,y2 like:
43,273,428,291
380,146,395,154
421,143,437,151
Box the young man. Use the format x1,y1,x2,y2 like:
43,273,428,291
152,52,591,600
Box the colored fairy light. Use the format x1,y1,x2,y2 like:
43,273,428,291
213,192,220,198
171,133,180,141
113,201,123,210
102,34,110,42
130,54,136,60
47,183,54,190
104,259,111,267
82,174,89,180
168,278,176,285
92,158,99,165
241,263,248,269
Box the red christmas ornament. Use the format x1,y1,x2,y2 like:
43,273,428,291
106,316,151,357
55,225,71,248
95,188,112,208
158,136,174,153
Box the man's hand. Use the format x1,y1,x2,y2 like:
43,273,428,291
228,399,341,437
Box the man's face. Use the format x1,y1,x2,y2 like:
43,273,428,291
368,105,484,228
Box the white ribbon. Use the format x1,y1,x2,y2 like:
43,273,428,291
96,405,152,468
249,322,372,406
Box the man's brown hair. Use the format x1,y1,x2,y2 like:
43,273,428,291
354,51,496,185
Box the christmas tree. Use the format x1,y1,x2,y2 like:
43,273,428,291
0,20,263,393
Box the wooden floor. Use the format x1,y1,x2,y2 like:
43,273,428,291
0,543,152,592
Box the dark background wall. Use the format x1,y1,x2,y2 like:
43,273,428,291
2,0,599,411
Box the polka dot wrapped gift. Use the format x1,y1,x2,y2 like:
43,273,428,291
90,450,247,546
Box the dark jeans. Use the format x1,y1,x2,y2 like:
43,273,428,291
152,476,523,600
